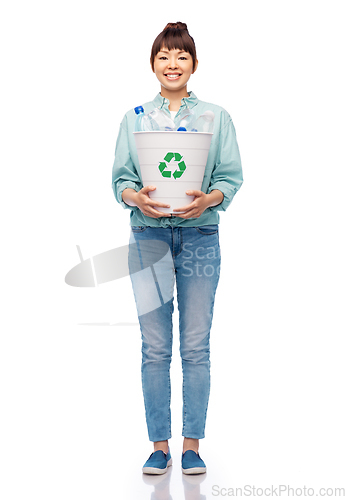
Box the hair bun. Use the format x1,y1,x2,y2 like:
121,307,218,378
163,22,188,32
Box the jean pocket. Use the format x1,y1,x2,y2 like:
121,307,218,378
131,226,148,233
195,225,219,235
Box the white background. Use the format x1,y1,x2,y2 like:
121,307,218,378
1,0,345,498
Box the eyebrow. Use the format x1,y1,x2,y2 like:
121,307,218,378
158,50,188,54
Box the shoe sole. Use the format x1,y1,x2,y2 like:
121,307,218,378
142,458,172,475
182,466,206,475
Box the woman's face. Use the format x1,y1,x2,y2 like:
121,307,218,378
153,47,197,92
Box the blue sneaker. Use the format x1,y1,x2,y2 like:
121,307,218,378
181,450,207,474
142,449,172,475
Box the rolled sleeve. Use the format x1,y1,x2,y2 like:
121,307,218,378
208,115,243,212
111,116,142,210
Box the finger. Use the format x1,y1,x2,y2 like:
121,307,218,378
186,190,203,197
140,187,170,208
174,209,198,219
148,207,171,217
144,213,165,218
141,202,170,216
143,212,165,218
141,185,157,193
172,203,195,213
147,200,171,208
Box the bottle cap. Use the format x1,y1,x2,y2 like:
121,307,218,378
177,127,187,131
134,106,144,115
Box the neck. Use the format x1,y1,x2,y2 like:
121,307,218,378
160,86,189,111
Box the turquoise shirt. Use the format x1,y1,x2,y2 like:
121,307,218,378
111,91,243,227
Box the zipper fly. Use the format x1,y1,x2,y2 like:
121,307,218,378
171,227,182,258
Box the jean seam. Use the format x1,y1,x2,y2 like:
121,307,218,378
168,297,173,437
182,362,186,435
196,229,218,235
175,227,184,257
178,266,187,436
195,224,218,235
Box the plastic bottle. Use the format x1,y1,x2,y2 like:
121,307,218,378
134,106,152,131
147,108,175,131
176,108,195,131
191,110,215,133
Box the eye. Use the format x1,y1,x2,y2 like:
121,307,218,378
159,56,168,60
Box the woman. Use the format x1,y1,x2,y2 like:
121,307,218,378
112,22,243,475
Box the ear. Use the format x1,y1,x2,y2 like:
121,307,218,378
193,59,199,74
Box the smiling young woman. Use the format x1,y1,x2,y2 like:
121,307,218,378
152,47,197,111
150,22,198,73
111,21,244,475
150,23,198,111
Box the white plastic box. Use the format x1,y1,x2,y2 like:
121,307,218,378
133,131,213,214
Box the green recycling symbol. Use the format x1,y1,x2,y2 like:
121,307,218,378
158,152,187,180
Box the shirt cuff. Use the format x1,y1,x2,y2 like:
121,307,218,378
115,181,140,210
207,182,236,212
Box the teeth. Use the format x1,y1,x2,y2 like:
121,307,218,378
166,74,181,79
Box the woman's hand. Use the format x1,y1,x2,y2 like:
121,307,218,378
172,189,223,219
172,190,210,219
122,186,170,218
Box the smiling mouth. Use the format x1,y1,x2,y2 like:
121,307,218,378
164,74,182,80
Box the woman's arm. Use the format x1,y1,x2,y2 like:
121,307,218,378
113,115,174,218
172,188,224,219
174,112,243,219
205,189,224,207
111,116,142,210
207,115,243,211
122,186,171,218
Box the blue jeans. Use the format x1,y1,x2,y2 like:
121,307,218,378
128,225,221,442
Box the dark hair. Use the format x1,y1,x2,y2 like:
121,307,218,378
150,22,198,72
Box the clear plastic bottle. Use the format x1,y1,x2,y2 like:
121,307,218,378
134,106,152,131
147,108,175,131
191,110,215,133
176,108,195,131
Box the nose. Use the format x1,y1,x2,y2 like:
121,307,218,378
168,58,179,69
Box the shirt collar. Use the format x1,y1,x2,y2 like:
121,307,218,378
153,91,198,110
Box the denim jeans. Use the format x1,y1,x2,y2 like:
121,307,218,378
128,225,221,442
